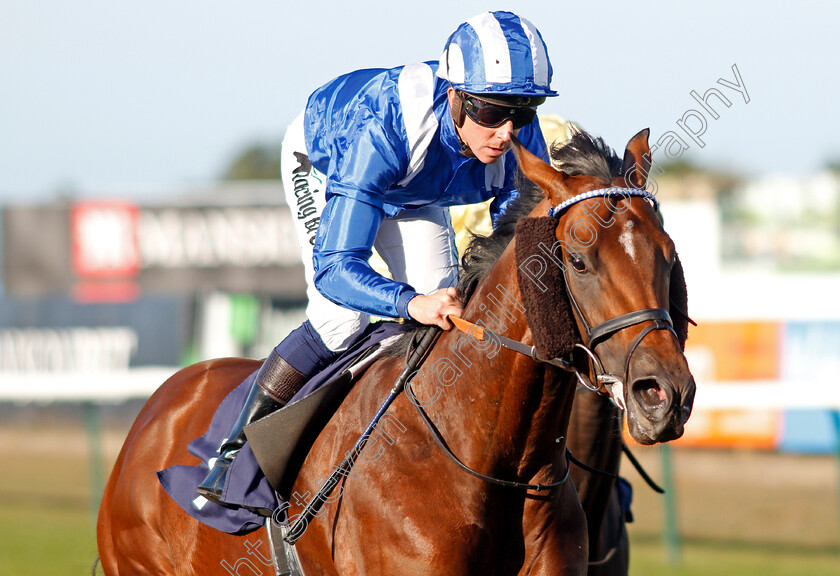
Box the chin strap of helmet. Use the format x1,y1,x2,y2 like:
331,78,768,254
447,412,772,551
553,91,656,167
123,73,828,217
451,90,466,128
456,131,475,158
449,86,475,157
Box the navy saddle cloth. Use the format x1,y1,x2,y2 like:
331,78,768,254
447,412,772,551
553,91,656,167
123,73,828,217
157,321,408,535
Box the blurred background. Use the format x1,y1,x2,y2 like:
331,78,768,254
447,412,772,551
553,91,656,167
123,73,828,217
1,1,839,574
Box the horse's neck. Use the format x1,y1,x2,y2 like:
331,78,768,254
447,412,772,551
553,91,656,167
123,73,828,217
427,242,575,480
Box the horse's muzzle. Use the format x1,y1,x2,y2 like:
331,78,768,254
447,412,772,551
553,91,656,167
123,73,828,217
626,373,695,445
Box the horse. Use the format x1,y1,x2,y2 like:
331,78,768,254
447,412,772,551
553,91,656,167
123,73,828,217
97,128,695,575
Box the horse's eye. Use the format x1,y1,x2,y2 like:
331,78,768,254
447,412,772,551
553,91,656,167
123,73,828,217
569,255,587,273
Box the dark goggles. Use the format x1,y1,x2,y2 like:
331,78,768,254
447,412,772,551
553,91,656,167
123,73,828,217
456,90,540,129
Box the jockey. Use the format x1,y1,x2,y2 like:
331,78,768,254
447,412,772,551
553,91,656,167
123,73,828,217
198,10,557,503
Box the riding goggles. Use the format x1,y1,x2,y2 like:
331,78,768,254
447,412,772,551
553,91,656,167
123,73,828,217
456,91,540,129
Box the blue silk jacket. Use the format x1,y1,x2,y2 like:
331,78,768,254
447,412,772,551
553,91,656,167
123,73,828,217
302,61,549,319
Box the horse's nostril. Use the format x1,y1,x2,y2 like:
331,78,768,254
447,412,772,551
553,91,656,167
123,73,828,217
633,378,667,410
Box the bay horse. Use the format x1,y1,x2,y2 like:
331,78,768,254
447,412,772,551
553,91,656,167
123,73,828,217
97,129,694,575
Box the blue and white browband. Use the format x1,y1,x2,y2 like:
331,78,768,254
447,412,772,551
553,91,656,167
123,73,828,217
547,187,659,218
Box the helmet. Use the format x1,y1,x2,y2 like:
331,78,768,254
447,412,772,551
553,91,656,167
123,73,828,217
437,11,557,98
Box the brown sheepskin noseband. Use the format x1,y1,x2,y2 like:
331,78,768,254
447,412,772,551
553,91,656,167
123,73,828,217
514,216,690,361
515,217,581,360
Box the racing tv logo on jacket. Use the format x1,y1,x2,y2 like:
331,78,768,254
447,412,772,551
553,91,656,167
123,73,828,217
291,151,323,245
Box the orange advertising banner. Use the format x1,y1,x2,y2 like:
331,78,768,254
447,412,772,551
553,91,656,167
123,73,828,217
674,408,780,449
634,321,783,449
684,321,781,381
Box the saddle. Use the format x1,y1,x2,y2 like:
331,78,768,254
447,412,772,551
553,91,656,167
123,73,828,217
245,323,403,499
156,321,409,535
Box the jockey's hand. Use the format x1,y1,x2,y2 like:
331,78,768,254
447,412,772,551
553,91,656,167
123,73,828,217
407,287,462,330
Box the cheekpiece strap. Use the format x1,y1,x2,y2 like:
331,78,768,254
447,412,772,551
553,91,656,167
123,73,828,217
547,187,658,218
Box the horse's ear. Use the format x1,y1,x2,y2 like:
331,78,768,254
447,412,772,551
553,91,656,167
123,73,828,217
511,136,568,203
621,128,651,189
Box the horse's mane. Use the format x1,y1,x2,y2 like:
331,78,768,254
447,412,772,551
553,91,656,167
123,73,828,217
454,177,542,302
386,131,622,356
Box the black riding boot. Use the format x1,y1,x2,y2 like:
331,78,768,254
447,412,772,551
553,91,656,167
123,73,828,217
197,350,308,504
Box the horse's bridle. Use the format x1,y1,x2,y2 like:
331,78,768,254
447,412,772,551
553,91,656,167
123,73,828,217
550,187,678,409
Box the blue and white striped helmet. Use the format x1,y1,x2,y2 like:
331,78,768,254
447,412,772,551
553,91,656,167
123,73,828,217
438,11,557,98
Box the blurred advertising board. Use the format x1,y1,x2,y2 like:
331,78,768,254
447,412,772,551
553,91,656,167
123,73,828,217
668,320,840,452
0,294,191,370
1,204,71,297
2,198,306,301
675,321,783,449
778,321,840,453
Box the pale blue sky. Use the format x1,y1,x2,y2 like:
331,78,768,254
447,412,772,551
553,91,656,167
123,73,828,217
1,0,837,201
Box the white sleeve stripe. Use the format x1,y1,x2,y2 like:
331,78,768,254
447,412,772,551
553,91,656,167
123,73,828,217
467,12,512,85
397,63,439,187
519,17,549,88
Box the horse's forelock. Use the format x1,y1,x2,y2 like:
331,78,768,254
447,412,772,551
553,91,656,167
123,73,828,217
549,132,623,183
455,181,543,302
